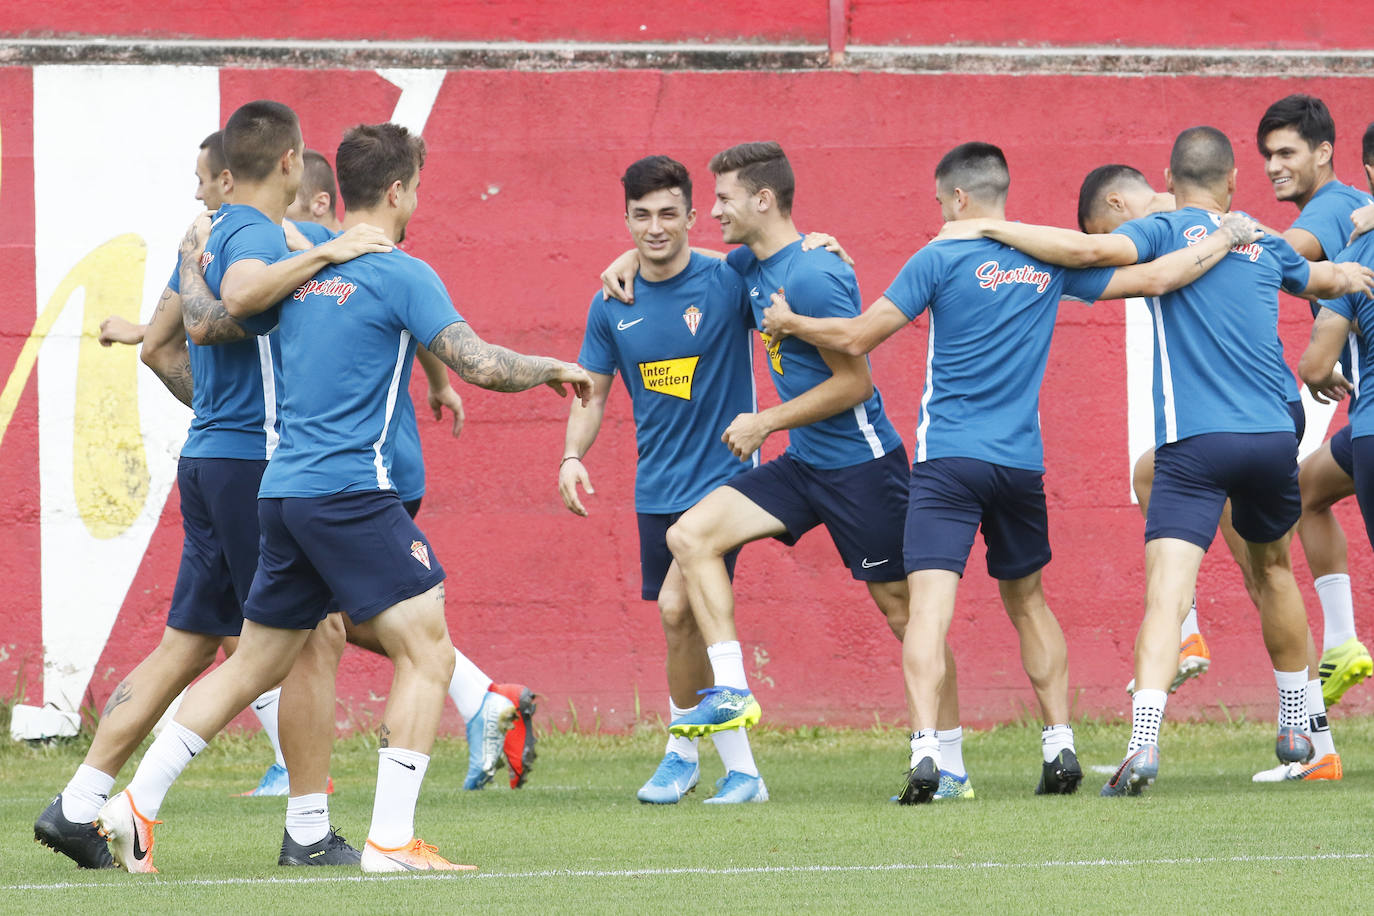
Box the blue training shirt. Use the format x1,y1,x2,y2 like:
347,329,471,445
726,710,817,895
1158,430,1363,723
579,252,756,514
726,239,903,469
255,248,462,498
175,203,286,461
291,219,336,246
883,238,1114,472
1293,181,1374,261
1115,208,1311,446
1317,231,1374,440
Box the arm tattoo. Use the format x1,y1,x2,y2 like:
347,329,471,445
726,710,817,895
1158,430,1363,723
378,722,391,749
159,350,195,407
180,252,248,345
428,321,558,393
102,680,133,718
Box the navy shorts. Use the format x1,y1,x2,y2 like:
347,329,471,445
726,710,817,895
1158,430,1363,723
1329,424,1355,478
166,458,267,637
638,511,740,601
1351,435,1374,548
1288,398,1307,445
243,490,447,630
726,445,908,582
904,457,1051,580
1146,432,1300,548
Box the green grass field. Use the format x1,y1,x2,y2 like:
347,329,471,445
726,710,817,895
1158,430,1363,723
5,718,1374,914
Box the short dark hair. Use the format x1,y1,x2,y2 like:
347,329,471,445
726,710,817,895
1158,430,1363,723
222,100,301,182
709,141,795,215
1076,164,1151,231
1169,126,1235,189
1363,121,1374,166
933,142,1010,203
199,130,228,177
621,155,692,210
300,149,339,217
335,122,426,211
1257,94,1335,153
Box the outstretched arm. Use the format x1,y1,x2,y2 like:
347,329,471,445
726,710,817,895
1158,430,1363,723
426,320,592,402
557,370,615,516
1301,259,1374,301
99,315,146,347
139,285,193,407
761,293,909,357
1097,213,1261,300
1298,306,1355,403
936,218,1141,267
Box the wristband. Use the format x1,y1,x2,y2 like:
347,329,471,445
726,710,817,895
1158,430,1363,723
560,455,581,466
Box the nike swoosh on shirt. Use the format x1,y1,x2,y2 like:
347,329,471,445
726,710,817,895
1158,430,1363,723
617,318,645,330
861,558,890,568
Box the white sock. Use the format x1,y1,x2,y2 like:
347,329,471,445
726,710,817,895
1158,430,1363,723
1181,597,1200,639
61,764,115,823
706,641,748,689
126,721,207,820
1128,689,1167,752
710,728,759,777
1275,668,1309,730
369,747,429,849
1315,574,1357,650
1041,723,1075,763
909,729,940,770
1307,679,1337,758
250,687,286,768
666,699,699,762
447,648,492,723
937,727,966,777
285,793,330,846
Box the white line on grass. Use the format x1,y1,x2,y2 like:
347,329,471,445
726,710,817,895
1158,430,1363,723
10,852,1371,890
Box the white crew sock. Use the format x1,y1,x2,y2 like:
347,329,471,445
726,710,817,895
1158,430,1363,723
1181,597,1200,639
1275,668,1309,730
285,792,330,846
250,687,286,768
447,648,493,723
666,699,699,762
706,641,748,690
711,728,759,777
1041,723,1075,763
1315,574,1357,650
126,720,207,820
937,727,966,777
910,729,940,770
369,747,430,849
1307,679,1337,759
61,764,115,823
1128,689,1167,752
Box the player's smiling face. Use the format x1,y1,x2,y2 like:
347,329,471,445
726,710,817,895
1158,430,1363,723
1260,126,1326,204
626,187,695,265
712,170,759,245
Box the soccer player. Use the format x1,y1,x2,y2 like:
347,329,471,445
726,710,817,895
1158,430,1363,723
761,141,1260,802
1258,94,1374,707
560,155,768,803
286,149,342,232
1075,164,1346,784
97,118,589,874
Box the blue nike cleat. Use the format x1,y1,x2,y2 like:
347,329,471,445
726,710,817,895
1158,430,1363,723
703,771,769,804
237,762,290,797
1100,744,1160,797
667,687,761,739
463,690,516,790
933,770,976,800
636,752,701,804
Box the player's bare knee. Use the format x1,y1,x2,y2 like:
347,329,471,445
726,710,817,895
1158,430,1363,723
658,592,695,637
664,517,707,562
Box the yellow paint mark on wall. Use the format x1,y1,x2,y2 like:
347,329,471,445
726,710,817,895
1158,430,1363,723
0,234,149,538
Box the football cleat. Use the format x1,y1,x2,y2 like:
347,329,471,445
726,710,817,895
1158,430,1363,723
463,690,516,790
96,790,160,874
703,771,769,804
897,755,940,805
279,827,362,866
1036,748,1083,795
1126,633,1211,695
1100,744,1159,797
636,751,700,804
1275,726,1313,764
668,686,761,738
360,837,477,873
34,794,115,869
490,683,537,788
932,770,976,800
1318,637,1373,707
236,762,290,797
1252,753,1343,783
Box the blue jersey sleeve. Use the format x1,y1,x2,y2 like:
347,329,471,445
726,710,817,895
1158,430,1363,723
291,220,336,246
1061,265,1115,303
1268,236,1312,294
400,259,465,348
577,293,617,376
882,247,940,321
222,220,287,269
1112,215,1163,263
1293,193,1352,260
706,258,753,331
